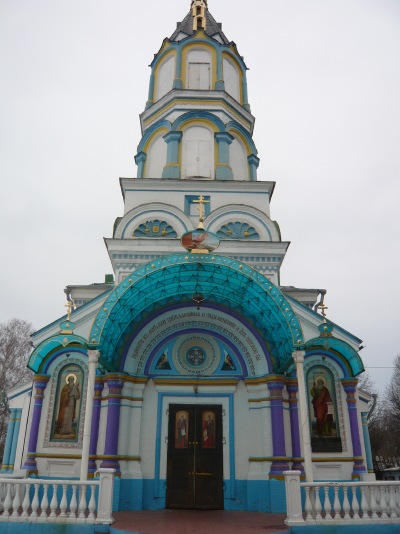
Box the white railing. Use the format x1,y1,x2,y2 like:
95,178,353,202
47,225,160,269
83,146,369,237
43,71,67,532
0,468,115,525
284,470,400,527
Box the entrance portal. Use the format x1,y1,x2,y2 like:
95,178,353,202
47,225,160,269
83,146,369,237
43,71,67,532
166,404,224,509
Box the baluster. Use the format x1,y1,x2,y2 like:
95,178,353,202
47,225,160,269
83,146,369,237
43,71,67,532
30,483,40,518
388,485,397,518
379,485,388,519
314,486,322,520
21,481,31,518
40,483,49,518
332,485,341,520
323,486,334,521
342,485,351,520
11,483,21,517
369,485,379,519
351,485,361,519
304,486,313,521
0,482,5,512
78,484,88,519
88,484,97,519
49,483,58,518
2,483,12,517
395,485,400,516
59,484,68,518
69,484,78,518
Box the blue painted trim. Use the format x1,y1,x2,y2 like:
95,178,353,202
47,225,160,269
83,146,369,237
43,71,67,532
137,120,172,153
1,409,16,472
209,210,273,240
8,385,32,400
171,110,225,132
225,121,258,154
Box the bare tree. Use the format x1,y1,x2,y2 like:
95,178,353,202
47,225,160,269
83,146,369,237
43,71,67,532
0,319,34,460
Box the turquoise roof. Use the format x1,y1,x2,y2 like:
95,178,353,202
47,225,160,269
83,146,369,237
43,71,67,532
89,254,304,372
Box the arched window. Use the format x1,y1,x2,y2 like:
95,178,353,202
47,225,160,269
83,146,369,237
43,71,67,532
182,125,214,179
155,55,175,101
223,57,240,102
229,135,248,180
187,49,211,90
144,132,168,178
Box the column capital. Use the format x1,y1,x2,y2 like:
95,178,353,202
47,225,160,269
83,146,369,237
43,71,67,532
134,151,147,164
292,350,305,364
88,349,100,364
163,131,183,144
214,132,234,145
341,378,358,398
247,154,260,168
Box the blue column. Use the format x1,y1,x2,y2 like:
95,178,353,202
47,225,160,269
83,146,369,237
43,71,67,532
215,49,225,91
134,151,147,178
361,412,374,473
145,73,155,109
242,74,251,111
7,408,22,472
162,131,182,179
247,154,260,182
1,409,16,473
215,132,234,180
173,48,183,89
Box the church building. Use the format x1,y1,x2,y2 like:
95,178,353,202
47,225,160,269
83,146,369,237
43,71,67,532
3,1,374,513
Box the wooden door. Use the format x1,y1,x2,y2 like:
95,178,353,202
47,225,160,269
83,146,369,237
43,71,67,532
166,404,223,510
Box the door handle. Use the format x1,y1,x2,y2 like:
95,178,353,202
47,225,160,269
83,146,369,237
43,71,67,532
189,472,213,477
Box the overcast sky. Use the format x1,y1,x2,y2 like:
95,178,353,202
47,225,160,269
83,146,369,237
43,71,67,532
1,0,399,393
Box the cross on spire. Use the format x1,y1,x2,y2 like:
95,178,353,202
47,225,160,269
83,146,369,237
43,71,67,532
193,195,209,229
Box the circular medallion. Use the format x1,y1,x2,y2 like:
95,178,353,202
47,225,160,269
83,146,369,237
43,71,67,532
186,346,206,366
172,335,220,375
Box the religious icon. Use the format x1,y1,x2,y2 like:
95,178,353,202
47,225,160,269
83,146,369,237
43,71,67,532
307,369,337,438
180,230,220,251
155,353,171,370
175,411,189,449
221,354,236,371
51,366,83,441
202,410,216,449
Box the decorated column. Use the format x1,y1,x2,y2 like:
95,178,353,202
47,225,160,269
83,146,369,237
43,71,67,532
23,375,50,475
1,409,17,473
80,349,99,480
88,377,105,477
292,350,313,482
286,379,304,474
361,412,374,473
100,374,125,473
267,376,289,477
341,378,366,478
7,408,22,473
162,131,183,179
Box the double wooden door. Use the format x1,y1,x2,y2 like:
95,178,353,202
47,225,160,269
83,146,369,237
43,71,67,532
166,404,223,510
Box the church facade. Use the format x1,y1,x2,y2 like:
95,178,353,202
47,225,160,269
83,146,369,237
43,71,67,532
3,1,374,513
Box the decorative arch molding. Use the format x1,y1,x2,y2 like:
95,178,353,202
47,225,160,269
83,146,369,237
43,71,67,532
120,303,272,377
133,219,177,238
28,335,88,374
89,254,304,372
114,203,193,239
225,122,258,155
305,336,364,377
304,357,348,452
171,111,225,133
216,221,259,241
137,120,172,153
205,205,280,242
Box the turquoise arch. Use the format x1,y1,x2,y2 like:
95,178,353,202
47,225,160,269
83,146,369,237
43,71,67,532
28,334,88,373
305,336,365,377
89,254,304,373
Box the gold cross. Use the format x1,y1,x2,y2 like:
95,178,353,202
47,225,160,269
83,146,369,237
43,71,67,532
318,303,328,323
193,195,209,222
65,299,74,321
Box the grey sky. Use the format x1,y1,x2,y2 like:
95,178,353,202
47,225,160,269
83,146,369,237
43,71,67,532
1,0,399,393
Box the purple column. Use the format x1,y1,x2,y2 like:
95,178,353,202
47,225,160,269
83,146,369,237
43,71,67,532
100,374,125,473
286,379,305,475
88,378,105,478
341,379,366,478
267,376,289,477
23,375,50,475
